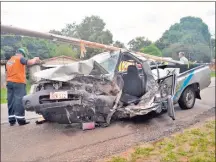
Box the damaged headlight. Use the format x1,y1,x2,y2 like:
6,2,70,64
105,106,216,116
25,100,31,109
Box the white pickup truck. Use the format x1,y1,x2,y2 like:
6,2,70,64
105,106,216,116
23,50,212,127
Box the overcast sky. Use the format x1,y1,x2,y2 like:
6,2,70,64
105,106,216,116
1,2,215,45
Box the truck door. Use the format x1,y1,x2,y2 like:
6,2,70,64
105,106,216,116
157,70,177,120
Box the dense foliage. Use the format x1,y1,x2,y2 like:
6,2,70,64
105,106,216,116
140,44,162,57
49,15,114,58
1,16,214,63
128,37,152,51
155,16,213,62
112,41,125,48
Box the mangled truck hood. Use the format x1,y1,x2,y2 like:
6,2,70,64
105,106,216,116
34,56,110,82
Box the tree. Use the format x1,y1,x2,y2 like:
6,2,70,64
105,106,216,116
21,37,53,59
161,43,211,62
211,38,215,49
156,16,212,62
55,44,77,58
140,44,162,57
156,16,211,51
49,29,62,35
76,16,113,45
210,38,215,60
61,23,77,37
76,16,105,40
1,15,114,60
113,41,125,48
59,15,113,58
128,37,152,51
1,49,5,59
155,38,169,51
2,46,14,59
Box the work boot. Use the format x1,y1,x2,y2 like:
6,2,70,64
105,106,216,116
10,122,16,126
9,118,16,126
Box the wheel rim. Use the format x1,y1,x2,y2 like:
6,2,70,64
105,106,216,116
185,90,194,107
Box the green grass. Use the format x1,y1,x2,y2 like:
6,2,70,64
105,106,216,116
1,81,31,104
107,120,216,162
1,88,7,104
108,157,127,162
211,71,215,77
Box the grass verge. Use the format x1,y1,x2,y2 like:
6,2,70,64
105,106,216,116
211,71,215,77
107,120,215,162
1,81,31,104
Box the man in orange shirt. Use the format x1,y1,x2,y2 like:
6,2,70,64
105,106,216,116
6,48,40,126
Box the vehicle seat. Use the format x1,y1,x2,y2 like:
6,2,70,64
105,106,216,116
122,65,143,98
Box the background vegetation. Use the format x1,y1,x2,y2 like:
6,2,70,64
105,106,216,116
1,16,215,63
1,15,215,104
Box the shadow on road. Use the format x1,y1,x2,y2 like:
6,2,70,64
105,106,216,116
40,104,184,132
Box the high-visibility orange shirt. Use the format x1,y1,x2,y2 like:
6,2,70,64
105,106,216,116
6,55,26,84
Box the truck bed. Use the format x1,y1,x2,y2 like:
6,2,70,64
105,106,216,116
151,63,211,104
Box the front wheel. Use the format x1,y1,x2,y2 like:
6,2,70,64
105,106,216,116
178,86,196,110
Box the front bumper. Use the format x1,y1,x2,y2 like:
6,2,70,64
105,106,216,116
22,89,115,123
22,89,83,112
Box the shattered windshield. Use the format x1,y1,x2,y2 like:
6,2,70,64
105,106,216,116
91,51,120,74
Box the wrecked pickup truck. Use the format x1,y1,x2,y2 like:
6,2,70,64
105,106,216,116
23,50,211,127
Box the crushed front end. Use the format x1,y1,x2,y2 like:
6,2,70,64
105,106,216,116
23,76,119,125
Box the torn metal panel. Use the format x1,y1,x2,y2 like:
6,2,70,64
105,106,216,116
34,59,99,82
34,51,120,82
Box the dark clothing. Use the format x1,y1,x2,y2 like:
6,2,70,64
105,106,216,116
20,57,28,65
7,81,27,124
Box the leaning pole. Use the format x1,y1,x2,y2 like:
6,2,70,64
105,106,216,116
1,24,181,64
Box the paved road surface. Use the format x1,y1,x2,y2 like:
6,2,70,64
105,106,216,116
1,78,215,162
1,105,41,124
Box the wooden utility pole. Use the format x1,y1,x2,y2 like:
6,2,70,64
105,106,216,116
1,24,181,64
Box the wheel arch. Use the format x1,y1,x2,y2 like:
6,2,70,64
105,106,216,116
183,82,201,100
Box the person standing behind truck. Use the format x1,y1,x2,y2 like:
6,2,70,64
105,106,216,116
178,51,190,68
6,48,41,126
178,52,189,64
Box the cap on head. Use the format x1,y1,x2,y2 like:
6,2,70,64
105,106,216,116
16,48,26,56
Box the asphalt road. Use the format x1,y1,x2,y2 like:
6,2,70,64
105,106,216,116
1,78,215,162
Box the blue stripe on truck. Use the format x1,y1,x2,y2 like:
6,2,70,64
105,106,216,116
173,69,195,101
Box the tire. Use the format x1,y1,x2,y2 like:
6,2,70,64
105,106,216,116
178,86,196,110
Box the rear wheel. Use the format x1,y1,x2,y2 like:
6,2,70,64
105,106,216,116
178,86,196,110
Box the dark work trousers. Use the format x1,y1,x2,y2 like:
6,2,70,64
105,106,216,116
7,81,27,124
